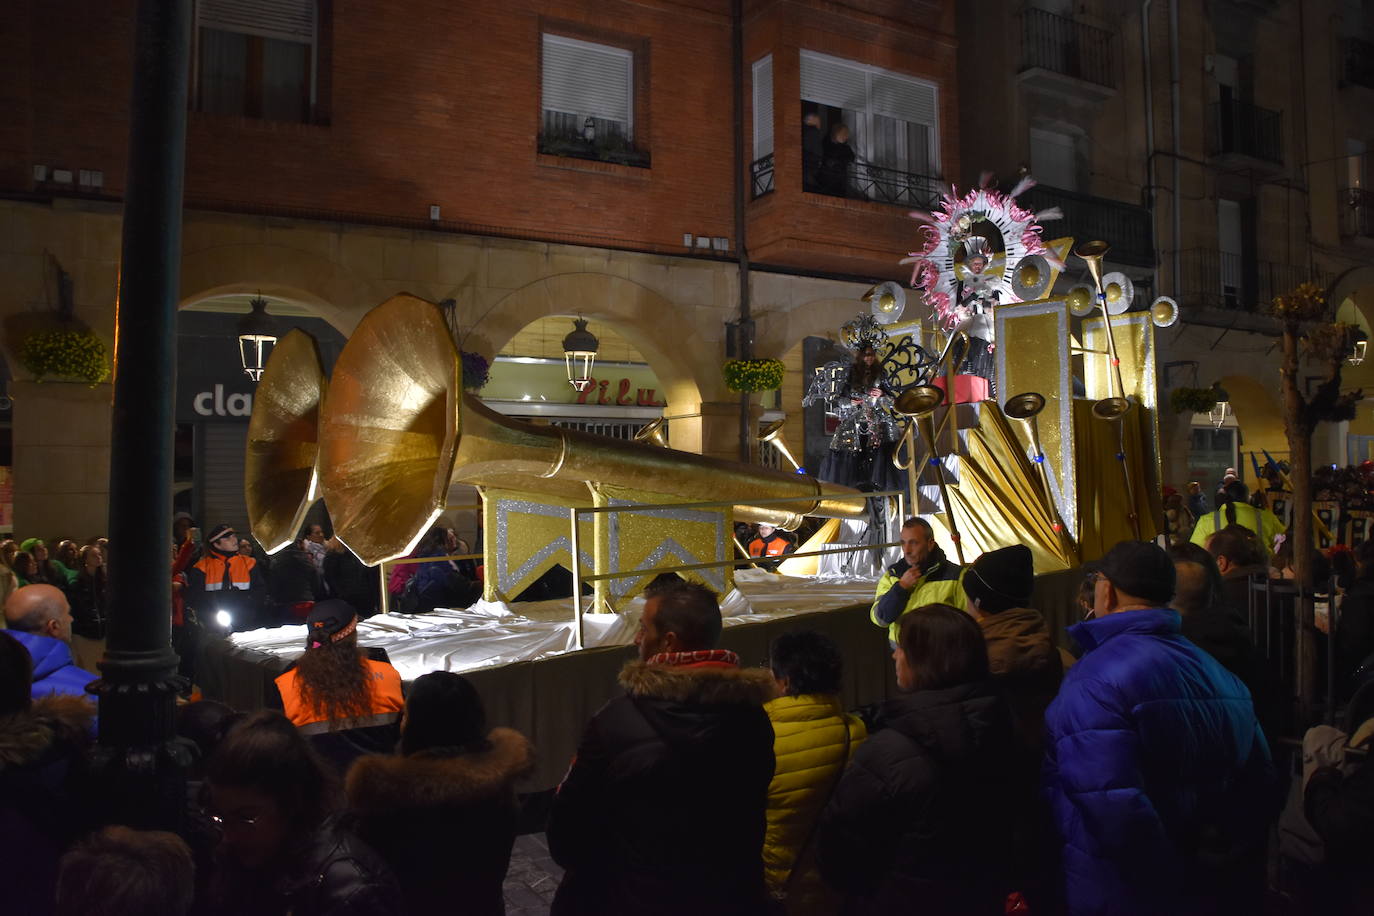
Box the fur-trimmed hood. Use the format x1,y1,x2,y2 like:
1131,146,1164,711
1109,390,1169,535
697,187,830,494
346,727,533,814
0,694,93,772
618,660,776,706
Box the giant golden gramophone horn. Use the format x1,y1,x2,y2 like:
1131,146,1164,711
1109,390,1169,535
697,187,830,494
245,330,327,553
313,294,870,565
892,384,964,564
634,416,670,448
758,418,802,471
1004,392,1074,555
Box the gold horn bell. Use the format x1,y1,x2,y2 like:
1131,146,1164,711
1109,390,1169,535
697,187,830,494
260,294,870,566
633,416,670,448
245,329,327,553
758,418,802,471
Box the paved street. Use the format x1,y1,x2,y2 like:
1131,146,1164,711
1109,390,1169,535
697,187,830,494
503,833,563,916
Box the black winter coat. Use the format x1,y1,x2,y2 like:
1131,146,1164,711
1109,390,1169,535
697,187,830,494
548,659,776,916
68,568,109,640
269,545,324,606
0,695,95,916
204,815,403,916
1336,576,1374,697
817,681,1019,916
324,549,379,617
346,728,534,915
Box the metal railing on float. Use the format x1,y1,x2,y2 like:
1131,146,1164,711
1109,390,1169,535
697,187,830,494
566,489,907,650
375,503,483,616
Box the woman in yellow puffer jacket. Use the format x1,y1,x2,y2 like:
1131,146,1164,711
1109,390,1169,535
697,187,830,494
762,631,867,915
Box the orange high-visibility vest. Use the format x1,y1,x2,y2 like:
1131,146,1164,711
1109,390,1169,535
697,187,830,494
275,658,405,735
749,535,791,558
193,553,256,591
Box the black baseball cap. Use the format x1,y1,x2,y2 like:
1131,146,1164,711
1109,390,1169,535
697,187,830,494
1096,540,1176,606
206,524,236,544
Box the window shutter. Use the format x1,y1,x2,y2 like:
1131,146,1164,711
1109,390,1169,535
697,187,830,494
542,34,633,128
799,52,867,110
753,55,773,158
199,0,315,43
870,73,937,127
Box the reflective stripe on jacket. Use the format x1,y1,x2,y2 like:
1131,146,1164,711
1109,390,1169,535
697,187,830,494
870,551,966,644
192,553,257,591
275,658,405,733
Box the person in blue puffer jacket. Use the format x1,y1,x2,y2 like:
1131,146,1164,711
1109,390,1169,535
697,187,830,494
3,585,97,704
1044,541,1276,916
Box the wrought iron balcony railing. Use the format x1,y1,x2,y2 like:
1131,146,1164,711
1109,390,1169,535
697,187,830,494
1180,248,1329,312
1344,38,1374,90
1020,8,1116,89
751,154,775,199
799,159,942,210
1019,185,1154,268
1342,188,1374,239
1207,99,1284,164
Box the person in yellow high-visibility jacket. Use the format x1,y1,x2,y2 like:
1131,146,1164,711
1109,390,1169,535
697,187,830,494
1190,482,1285,557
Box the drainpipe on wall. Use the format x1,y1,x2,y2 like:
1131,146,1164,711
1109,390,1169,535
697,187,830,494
1141,0,1160,298
1169,0,1182,295
731,0,753,463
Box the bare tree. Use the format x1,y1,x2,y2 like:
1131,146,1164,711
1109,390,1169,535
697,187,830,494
1275,283,1361,716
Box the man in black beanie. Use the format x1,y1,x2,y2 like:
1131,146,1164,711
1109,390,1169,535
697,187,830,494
961,544,1060,753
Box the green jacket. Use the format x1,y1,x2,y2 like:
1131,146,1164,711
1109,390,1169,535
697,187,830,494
870,547,966,644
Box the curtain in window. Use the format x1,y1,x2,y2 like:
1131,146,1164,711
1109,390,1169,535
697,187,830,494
262,37,309,123
199,28,248,116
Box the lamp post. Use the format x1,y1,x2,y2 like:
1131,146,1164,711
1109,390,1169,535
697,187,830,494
1348,329,1367,367
92,0,194,832
563,317,599,392
237,294,278,382
1209,383,1232,429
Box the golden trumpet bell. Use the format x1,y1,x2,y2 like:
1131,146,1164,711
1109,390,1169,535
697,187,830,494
634,416,670,448
1003,391,1046,421
894,385,945,417
1150,295,1180,328
1066,285,1095,317
1101,271,1135,315
245,330,327,553
1091,396,1132,420
758,417,802,471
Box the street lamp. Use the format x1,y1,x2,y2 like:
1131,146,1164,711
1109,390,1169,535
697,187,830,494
563,316,599,392
1349,329,1368,367
237,294,278,382
1209,383,1231,429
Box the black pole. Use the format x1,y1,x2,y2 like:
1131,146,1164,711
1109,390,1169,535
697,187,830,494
90,0,193,830
731,0,752,463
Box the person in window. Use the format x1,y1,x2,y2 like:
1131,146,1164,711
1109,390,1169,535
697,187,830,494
802,111,824,192
820,123,856,197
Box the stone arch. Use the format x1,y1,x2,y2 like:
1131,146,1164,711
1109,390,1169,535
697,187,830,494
1328,265,1374,324
178,243,379,334
462,273,709,411
756,296,873,363
1217,374,1287,462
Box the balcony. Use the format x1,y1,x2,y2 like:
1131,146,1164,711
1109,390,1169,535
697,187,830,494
1207,99,1283,164
1343,38,1374,90
1180,248,1330,313
1019,185,1154,268
746,151,927,280
1341,188,1374,239
1018,9,1116,99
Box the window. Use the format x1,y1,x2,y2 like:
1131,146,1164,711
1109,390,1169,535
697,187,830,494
194,0,317,123
1030,128,1077,191
753,56,773,160
540,33,647,167
799,51,939,204
1217,199,1243,307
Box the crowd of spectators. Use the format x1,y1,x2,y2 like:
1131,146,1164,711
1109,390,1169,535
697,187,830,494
7,501,1374,914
